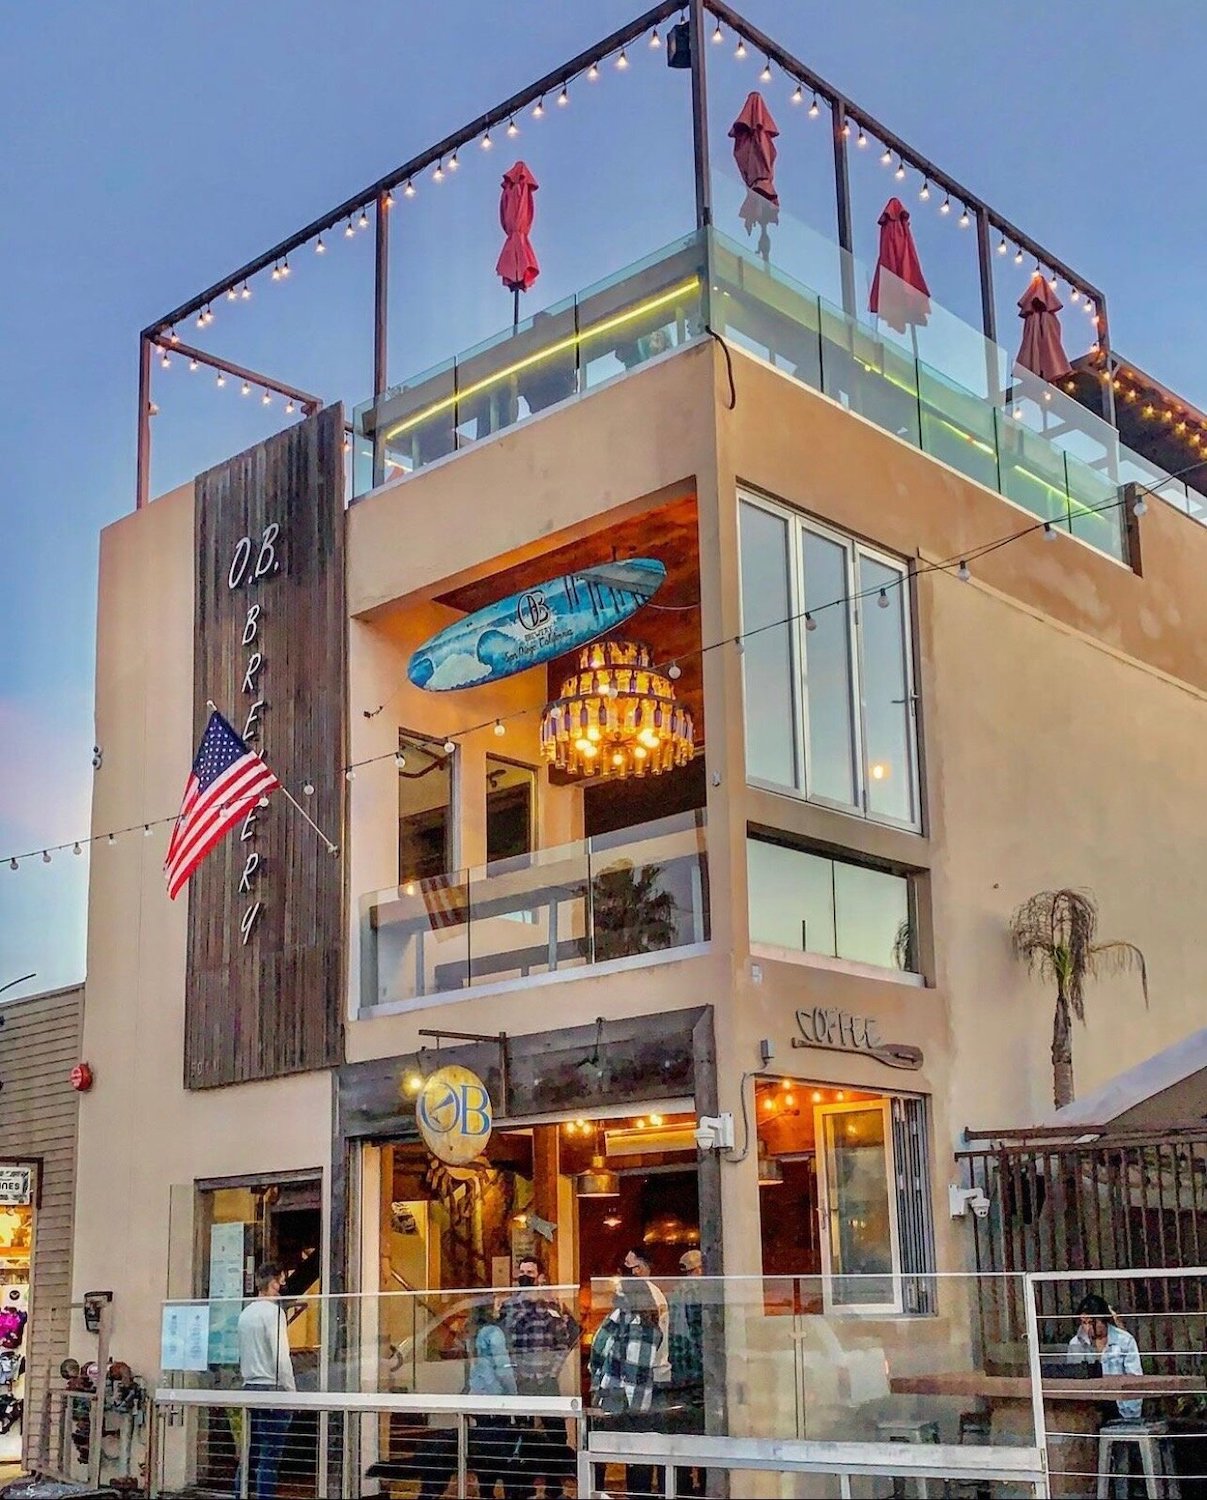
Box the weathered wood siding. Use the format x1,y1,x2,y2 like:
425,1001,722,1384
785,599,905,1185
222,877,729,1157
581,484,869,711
0,984,82,1469
185,405,346,1088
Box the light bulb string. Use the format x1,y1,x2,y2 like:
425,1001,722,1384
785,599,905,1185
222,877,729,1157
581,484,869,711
0,481,1144,871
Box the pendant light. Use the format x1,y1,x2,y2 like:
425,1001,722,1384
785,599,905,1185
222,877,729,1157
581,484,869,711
577,1127,620,1197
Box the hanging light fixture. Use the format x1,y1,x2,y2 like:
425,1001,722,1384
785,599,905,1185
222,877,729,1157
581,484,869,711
577,1127,620,1198
540,640,694,781
757,1144,784,1186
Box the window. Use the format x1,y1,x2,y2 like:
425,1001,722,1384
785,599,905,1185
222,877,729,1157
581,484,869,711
739,495,920,828
747,835,915,973
399,732,455,882
757,1085,935,1316
485,757,535,864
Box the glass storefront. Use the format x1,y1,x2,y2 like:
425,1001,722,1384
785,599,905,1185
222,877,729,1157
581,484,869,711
0,1185,34,1463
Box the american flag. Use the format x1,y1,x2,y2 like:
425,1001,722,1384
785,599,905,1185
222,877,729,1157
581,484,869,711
164,710,281,900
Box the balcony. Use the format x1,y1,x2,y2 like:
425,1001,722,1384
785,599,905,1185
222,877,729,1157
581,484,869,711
359,809,708,1013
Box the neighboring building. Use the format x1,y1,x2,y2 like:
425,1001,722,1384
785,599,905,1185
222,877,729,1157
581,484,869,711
71,0,1207,1475
0,983,83,1472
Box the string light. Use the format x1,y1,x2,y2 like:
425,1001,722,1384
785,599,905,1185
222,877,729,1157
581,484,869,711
443,739,457,755
792,84,803,104
286,399,295,414
1043,523,1058,541
588,61,600,80
957,560,971,582
507,116,519,136
958,206,970,227
558,84,569,106
919,180,931,202
7,859,15,872
281,257,291,277
226,286,238,302
404,179,415,198
877,587,891,608
241,380,251,396
344,219,355,237
168,328,180,344
616,47,629,69
808,94,820,117
481,129,493,149
1069,288,1080,304
493,719,506,736
384,189,394,207
895,159,906,181
532,98,545,119
433,161,445,182
841,118,851,138
73,843,82,856
649,27,661,47
315,236,326,253
143,824,152,837
271,263,282,281
879,143,890,163
358,207,370,229
939,196,952,215
805,613,817,632
42,851,50,864
189,359,199,371
241,282,251,299
107,834,115,847
261,389,271,405
712,21,723,42
760,58,772,82
997,236,1007,255
1014,246,1024,265
668,661,682,680
216,372,226,388
160,350,171,370
856,127,868,148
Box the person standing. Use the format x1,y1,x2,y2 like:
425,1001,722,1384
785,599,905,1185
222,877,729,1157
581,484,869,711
621,1249,671,1388
462,1301,526,1500
668,1249,706,1498
1067,1293,1144,1422
499,1256,579,1499
589,1278,664,1500
236,1263,296,1500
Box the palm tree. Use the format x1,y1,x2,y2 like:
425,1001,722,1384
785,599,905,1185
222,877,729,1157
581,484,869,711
1009,888,1148,1110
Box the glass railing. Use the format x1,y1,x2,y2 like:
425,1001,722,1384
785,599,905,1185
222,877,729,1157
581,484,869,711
359,810,708,1012
351,234,709,493
352,222,1202,555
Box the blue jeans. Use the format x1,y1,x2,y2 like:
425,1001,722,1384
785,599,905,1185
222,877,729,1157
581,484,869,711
245,1405,291,1500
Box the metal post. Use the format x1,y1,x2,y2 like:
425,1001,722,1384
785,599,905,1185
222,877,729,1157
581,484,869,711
239,1406,251,1499
88,1300,112,1492
455,1412,468,1496
687,0,712,230
1022,1273,1050,1497
975,208,1001,404
136,336,152,510
831,99,856,317
372,192,390,489
1096,294,1117,428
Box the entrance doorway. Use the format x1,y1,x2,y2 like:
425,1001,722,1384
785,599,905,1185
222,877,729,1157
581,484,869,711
0,1172,34,1466
368,1108,698,1394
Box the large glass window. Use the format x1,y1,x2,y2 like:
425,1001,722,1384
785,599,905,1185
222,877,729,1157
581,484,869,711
485,757,535,864
739,495,920,829
747,836,915,973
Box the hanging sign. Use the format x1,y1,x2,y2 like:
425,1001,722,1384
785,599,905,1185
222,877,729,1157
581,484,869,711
415,1065,494,1165
407,558,666,691
792,1008,923,1071
0,1167,33,1206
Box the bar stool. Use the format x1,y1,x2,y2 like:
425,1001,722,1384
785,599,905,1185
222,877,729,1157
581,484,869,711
876,1417,940,1499
1096,1420,1181,1499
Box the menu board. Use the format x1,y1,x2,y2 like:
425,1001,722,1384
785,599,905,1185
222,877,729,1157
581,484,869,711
160,1304,210,1374
208,1222,246,1367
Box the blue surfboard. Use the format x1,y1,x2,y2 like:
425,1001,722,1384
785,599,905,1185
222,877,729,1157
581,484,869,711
408,558,666,691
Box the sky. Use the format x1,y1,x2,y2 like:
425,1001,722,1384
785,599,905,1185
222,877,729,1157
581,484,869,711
1,1,1203,999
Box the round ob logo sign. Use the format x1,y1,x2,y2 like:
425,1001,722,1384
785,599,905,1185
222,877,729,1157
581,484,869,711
415,1065,493,1166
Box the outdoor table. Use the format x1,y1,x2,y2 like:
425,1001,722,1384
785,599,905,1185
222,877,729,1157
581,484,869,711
889,1373,1199,1497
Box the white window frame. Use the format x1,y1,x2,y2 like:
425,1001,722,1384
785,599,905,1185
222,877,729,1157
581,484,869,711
738,491,921,832
816,1097,904,1316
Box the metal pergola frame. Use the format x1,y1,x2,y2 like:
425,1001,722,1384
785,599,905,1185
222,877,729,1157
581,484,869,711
135,0,1113,508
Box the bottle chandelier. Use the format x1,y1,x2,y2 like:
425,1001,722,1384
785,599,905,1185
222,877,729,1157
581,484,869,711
540,640,694,781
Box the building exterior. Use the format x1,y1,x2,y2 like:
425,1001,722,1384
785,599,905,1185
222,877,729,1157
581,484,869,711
70,2,1207,1482
0,983,83,1471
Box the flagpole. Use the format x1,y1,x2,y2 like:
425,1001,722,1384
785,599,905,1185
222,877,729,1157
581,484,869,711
205,700,339,856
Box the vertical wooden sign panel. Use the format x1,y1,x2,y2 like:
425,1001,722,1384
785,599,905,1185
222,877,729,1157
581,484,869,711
185,406,346,1088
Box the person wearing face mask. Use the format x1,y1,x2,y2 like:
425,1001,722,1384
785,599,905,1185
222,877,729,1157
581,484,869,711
499,1254,581,1500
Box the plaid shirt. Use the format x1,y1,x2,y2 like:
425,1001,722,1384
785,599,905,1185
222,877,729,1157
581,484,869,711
499,1294,579,1391
589,1310,662,1414
667,1283,704,1390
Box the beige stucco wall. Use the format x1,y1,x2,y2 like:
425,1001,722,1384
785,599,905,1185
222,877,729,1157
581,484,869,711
78,481,331,1380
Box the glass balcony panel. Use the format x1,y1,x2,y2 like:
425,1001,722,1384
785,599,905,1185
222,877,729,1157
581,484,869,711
465,840,590,988
995,407,1072,527
747,837,836,956
360,871,469,1009
918,361,999,491
452,293,578,448
577,235,706,392
819,297,921,447
1065,452,1125,561
708,231,823,387
832,859,910,970
588,810,709,960
367,357,457,484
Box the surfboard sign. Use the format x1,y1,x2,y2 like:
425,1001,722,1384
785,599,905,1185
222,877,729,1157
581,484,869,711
408,558,666,692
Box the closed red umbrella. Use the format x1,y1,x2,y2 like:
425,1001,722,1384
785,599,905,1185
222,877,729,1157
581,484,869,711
729,91,779,262
1016,272,1072,382
869,197,931,335
496,161,540,329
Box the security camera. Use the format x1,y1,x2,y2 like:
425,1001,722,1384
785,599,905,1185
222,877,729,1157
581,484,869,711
91,746,103,770
695,1114,735,1152
949,1185,991,1219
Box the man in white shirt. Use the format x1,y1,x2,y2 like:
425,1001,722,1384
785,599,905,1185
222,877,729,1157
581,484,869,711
236,1263,296,1500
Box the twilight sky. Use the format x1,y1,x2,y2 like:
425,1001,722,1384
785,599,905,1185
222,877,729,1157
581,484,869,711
1,1,1202,997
